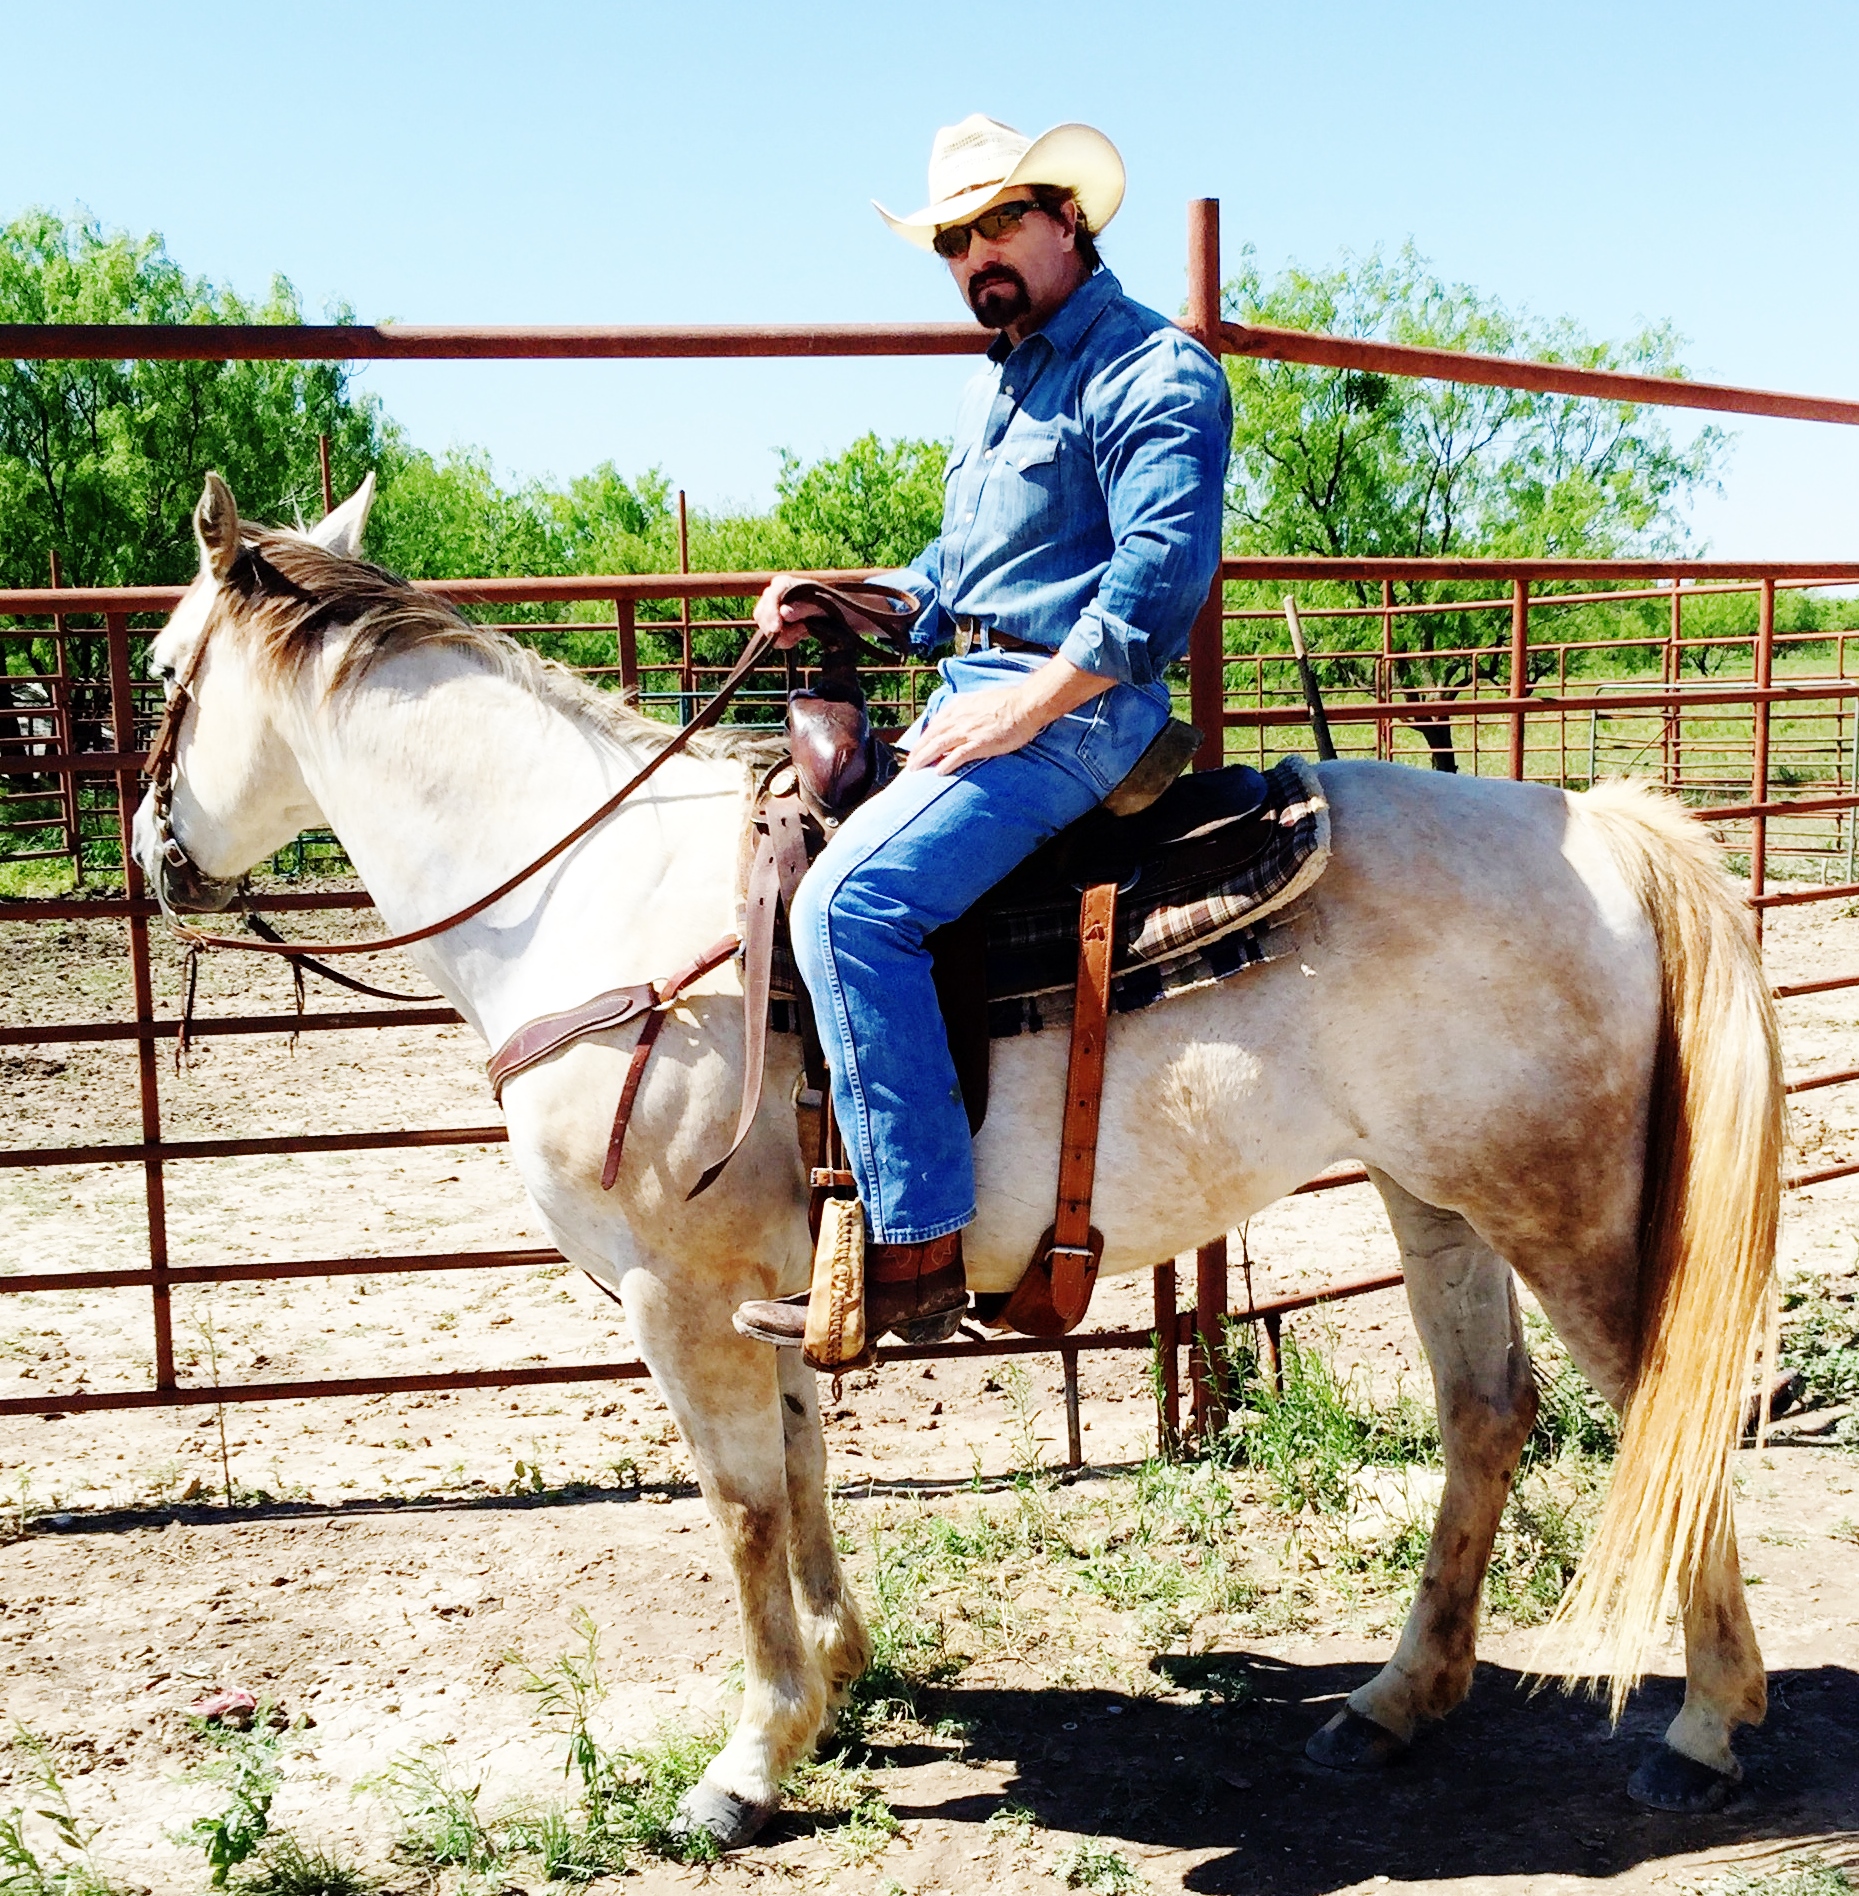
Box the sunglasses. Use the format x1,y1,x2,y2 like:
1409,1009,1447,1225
932,199,1041,260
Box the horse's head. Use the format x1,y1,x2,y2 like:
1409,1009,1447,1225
131,471,376,914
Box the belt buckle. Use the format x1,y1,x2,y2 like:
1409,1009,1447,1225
954,616,989,656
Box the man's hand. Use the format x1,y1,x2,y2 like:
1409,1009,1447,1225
905,655,1114,775
754,575,828,650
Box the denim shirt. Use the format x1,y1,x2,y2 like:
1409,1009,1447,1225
896,268,1232,690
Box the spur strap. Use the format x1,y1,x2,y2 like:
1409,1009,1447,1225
1001,879,1119,1338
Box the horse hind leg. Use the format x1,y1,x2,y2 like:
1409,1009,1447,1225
1309,1170,1539,1771
1517,1261,1765,1809
777,1349,871,1730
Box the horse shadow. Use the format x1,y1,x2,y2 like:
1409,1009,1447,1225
884,1655,1859,1892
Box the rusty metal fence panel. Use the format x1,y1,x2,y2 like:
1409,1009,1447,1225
6,194,1859,1458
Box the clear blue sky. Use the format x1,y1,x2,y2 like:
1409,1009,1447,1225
8,0,1857,557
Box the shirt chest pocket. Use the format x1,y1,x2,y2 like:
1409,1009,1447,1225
986,427,1072,535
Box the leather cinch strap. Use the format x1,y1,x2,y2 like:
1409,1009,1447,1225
1001,879,1119,1338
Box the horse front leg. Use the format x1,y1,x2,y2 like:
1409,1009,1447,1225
777,1350,871,1729
1309,1171,1539,1769
621,1266,827,1847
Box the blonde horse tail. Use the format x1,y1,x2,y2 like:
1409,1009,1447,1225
1542,779,1783,1715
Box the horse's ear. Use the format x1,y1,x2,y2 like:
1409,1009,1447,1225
308,472,376,560
194,473,241,582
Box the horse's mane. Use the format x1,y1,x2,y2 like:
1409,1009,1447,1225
218,527,779,764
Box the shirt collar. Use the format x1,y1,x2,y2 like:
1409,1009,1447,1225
986,267,1121,368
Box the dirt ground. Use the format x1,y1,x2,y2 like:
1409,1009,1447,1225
1,890,1856,1894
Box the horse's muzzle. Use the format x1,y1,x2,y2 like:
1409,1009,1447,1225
131,794,242,915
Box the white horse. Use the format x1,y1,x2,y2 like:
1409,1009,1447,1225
133,475,1782,1845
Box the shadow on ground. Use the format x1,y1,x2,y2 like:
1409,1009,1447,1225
891,1656,1859,1893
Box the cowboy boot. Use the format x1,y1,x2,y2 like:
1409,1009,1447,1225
733,1232,968,1348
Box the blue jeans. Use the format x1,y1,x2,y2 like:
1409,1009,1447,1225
790,651,1170,1243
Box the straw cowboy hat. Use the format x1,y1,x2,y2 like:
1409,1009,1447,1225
874,115,1126,250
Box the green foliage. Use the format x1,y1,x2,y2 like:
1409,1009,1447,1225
229,1835,373,1896
1056,1837,1146,1893
0,1731,120,1896
0,211,380,591
361,1749,500,1875
1780,1277,1859,1414
1224,242,1723,568
1706,1858,1855,1896
772,432,945,569
1214,1326,1440,1512
174,1713,295,1886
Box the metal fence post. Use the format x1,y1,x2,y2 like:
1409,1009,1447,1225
107,613,174,1390
1186,199,1225,770
1379,579,1395,760
1192,1233,1229,1440
1508,578,1529,780
1153,1260,1180,1455
615,596,638,699
48,552,82,882
1751,577,1775,940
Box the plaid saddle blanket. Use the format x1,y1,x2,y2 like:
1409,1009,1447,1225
771,755,1330,1040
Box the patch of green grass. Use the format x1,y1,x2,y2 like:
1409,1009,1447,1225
1055,1836,1146,1892
1213,1326,1440,1512
229,1835,374,1896
0,1730,124,1896
361,1749,501,1876
171,1707,305,1888
1780,1280,1859,1414
1706,1856,1855,1895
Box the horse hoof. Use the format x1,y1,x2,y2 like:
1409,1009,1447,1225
668,1781,775,1852
1627,1744,1739,1813
1306,1708,1408,1772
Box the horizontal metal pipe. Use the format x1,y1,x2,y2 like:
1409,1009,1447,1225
1772,971,1859,1000
1752,878,1859,912
0,322,990,363
1225,680,1859,729
0,1357,654,1418
12,560,1859,621
1785,1159,1859,1191
0,1007,463,1048
1222,321,1859,429
8,317,1857,432
1693,793,1859,823
1218,556,1859,584
1785,1065,1859,1097
0,1245,564,1296
0,1124,509,1169
0,891,375,922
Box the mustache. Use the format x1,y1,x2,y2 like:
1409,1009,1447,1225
968,265,1024,296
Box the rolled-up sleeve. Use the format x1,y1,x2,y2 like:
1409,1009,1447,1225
889,540,950,654
1056,335,1231,687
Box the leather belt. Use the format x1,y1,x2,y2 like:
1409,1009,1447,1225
954,616,1051,658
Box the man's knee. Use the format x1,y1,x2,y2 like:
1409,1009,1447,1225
790,854,920,982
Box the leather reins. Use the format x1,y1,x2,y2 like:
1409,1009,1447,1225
145,575,920,962
147,617,781,957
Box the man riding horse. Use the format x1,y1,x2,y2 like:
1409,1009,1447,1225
733,116,1232,1351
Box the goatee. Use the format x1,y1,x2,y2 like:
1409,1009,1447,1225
968,266,1031,331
